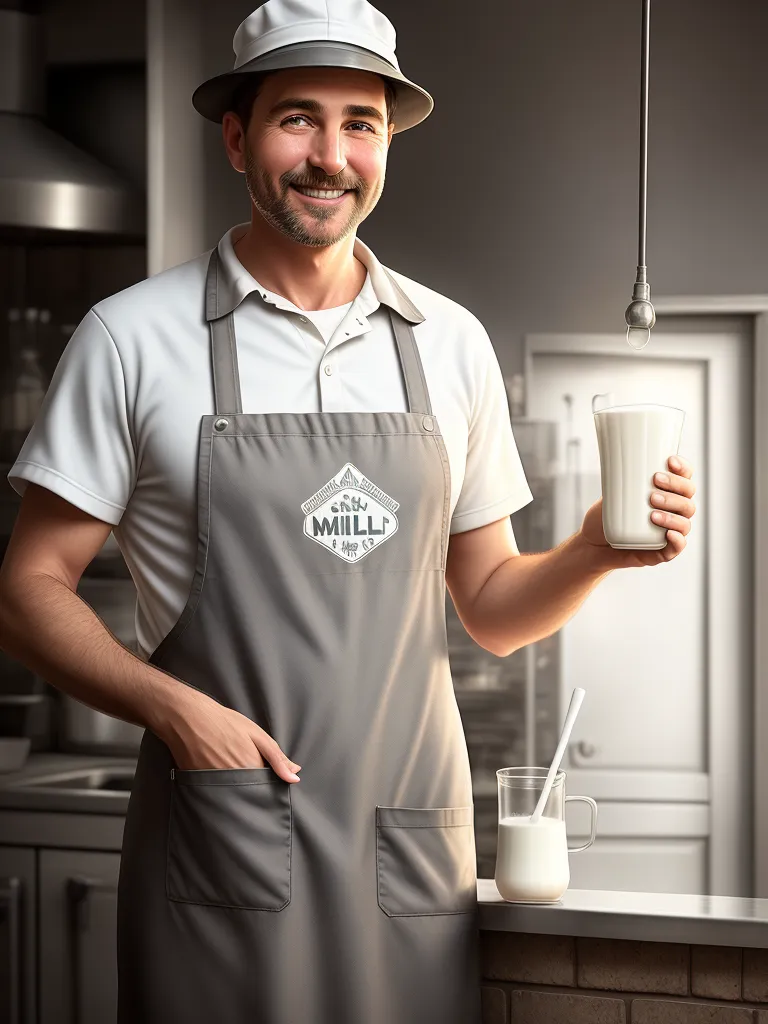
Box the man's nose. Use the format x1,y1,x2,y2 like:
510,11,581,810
308,130,348,178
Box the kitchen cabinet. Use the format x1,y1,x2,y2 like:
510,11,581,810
0,760,128,1024
0,838,120,1024
39,850,120,1024
0,846,35,1024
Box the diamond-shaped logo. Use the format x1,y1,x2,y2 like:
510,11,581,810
301,463,399,563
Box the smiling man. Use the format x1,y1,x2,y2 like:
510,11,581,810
0,1,696,1023
235,71,391,248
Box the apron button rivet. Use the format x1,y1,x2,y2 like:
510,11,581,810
422,416,434,431
214,417,229,432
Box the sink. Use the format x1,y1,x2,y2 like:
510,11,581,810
11,765,135,793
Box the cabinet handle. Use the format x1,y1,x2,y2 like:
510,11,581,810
67,876,116,932
67,876,118,1024
0,877,21,1024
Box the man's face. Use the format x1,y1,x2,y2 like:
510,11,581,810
229,66,394,248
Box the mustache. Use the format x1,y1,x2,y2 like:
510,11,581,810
286,177,360,191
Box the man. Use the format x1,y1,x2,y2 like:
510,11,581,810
0,0,696,1022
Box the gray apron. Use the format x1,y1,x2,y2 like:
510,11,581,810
117,248,483,1024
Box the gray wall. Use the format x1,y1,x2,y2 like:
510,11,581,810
198,0,768,374
44,0,146,63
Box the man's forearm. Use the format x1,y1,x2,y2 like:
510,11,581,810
0,573,194,735
470,532,615,657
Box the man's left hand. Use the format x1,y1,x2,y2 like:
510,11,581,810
580,455,697,568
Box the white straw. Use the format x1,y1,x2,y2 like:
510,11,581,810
529,687,586,824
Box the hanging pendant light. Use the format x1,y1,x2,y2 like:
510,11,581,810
625,0,656,350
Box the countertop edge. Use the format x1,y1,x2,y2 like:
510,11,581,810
477,882,768,949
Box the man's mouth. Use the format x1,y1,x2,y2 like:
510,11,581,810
290,184,354,201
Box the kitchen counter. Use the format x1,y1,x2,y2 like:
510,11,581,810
477,880,768,949
478,884,768,1023
0,751,136,814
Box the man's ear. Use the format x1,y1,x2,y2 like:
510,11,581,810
222,111,247,174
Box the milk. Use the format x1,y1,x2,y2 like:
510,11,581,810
594,403,685,550
495,815,570,903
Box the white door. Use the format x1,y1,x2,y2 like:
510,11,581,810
528,352,706,774
523,328,752,895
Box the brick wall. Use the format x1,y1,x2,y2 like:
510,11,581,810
479,932,768,1023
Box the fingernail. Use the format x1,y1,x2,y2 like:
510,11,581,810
669,457,680,470
651,511,664,523
288,772,300,782
656,472,669,485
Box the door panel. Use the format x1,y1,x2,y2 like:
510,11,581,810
566,800,709,838
568,838,708,895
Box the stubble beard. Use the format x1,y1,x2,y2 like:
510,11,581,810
243,143,381,248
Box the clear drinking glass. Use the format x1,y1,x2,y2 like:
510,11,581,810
594,402,686,550
495,766,598,903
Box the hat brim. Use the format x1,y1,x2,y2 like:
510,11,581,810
192,40,434,134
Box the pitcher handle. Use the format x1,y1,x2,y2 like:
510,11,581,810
565,795,598,853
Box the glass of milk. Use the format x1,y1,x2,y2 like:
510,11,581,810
495,767,597,903
593,402,686,550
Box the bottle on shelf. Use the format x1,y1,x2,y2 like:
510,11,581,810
0,307,50,463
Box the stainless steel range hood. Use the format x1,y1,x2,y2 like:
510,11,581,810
0,8,145,238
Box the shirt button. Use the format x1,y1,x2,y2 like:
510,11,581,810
299,316,308,323
422,416,434,432
324,364,333,376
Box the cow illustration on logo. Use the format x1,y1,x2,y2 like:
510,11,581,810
301,463,399,563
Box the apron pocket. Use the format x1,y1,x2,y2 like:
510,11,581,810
375,805,477,917
166,767,292,911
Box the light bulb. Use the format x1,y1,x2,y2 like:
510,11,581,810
626,326,650,350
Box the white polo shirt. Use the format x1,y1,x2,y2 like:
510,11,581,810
8,223,533,661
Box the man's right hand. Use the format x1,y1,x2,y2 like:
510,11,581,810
157,686,302,782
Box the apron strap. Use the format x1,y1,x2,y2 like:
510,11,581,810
387,307,432,416
210,315,243,415
206,248,243,415
206,247,432,417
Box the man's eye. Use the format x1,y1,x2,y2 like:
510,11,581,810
282,116,374,132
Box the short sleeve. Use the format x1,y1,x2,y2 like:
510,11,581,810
7,309,136,525
450,322,533,535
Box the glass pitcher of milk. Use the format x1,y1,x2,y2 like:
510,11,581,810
495,767,597,903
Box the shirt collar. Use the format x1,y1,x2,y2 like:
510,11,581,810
206,222,425,325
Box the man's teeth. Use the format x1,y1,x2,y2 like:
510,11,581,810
294,186,347,199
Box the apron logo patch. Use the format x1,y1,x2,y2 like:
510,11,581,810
301,463,399,563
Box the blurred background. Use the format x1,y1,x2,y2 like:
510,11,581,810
0,0,767,1018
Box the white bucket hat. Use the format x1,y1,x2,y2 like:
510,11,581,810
192,0,434,133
